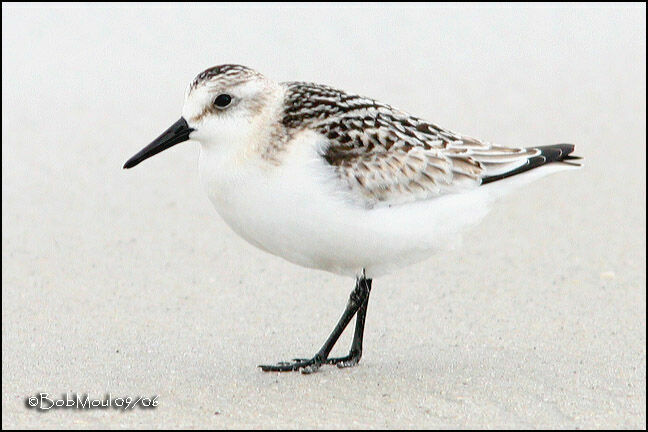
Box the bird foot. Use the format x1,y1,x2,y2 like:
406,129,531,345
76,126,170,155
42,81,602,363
326,350,362,369
259,351,362,373
258,355,324,374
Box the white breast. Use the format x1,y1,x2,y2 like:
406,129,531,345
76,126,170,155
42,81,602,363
197,130,543,278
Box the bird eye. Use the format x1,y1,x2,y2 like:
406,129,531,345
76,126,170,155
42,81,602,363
213,94,232,108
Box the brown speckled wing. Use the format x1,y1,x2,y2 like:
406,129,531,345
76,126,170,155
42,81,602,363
281,82,540,207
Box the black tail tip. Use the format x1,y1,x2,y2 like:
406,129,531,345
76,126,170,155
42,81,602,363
555,143,575,155
534,143,581,163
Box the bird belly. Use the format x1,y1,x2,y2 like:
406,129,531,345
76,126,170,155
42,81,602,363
198,137,494,278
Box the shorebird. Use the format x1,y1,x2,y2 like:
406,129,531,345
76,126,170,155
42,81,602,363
124,64,581,373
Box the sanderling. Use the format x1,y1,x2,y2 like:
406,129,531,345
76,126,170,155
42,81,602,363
124,64,581,373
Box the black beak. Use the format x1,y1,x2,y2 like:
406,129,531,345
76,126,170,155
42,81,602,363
123,117,194,169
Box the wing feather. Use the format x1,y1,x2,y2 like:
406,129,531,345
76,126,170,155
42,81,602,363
281,82,568,208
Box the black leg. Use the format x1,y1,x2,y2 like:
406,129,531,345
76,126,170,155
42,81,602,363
326,278,372,368
259,274,372,373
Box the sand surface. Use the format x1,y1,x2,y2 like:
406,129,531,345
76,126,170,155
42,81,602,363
2,4,645,429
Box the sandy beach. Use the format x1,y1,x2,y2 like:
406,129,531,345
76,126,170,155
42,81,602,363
2,4,645,429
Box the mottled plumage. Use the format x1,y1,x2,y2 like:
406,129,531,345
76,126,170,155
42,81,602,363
190,64,261,92
184,65,579,209
280,81,576,207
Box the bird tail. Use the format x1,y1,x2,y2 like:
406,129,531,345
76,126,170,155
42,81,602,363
534,144,582,165
481,144,582,184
